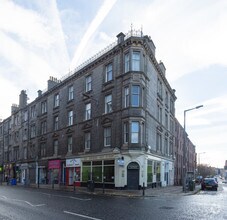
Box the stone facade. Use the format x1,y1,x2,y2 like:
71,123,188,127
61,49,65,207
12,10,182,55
0,30,196,189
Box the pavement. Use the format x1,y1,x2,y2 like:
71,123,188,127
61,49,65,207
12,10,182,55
77,184,201,197
1,181,201,197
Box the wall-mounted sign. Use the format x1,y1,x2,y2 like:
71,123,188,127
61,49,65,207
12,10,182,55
48,160,61,169
117,157,124,166
66,158,81,167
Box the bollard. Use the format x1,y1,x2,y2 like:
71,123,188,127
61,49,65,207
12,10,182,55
102,181,105,194
143,182,145,196
52,180,54,189
74,182,76,192
37,168,40,189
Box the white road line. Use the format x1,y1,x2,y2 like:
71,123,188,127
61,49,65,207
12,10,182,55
24,201,45,207
41,192,51,196
40,192,91,201
64,211,102,220
12,199,46,207
69,196,91,201
0,196,45,207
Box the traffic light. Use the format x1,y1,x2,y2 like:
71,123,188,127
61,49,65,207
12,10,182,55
0,166,3,174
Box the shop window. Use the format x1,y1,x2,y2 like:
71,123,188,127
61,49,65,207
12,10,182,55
82,163,91,182
147,160,153,184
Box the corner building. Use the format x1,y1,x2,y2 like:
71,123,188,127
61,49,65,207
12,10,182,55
0,30,177,190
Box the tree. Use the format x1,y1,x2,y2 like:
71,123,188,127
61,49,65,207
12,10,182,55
197,164,216,178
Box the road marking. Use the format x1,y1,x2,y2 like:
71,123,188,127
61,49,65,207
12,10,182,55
23,201,45,207
64,211,102,220
41,192,52,196
69,196,91,201
0,195,45,207
12,199,45,207
40,192,91,201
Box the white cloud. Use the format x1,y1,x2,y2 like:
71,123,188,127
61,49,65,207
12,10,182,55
0,77,20,119
0,0,71,119
0,31,57,85
138,0,227,81
0,0,52,48
70,0,118,69
1,0,227,168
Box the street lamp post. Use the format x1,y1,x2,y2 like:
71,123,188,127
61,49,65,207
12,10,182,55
183,105,203,192
198,152,206,165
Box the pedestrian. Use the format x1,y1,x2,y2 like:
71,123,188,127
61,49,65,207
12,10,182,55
5,175,9,185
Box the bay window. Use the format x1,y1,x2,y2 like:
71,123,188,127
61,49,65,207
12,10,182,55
131,121,139,143
132,85,140,107
132,51,140,71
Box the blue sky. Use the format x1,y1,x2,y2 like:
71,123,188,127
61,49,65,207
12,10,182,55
0,0,227,168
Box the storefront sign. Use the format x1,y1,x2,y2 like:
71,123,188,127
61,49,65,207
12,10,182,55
117,158,124,166
66,158,81,167
20,163,29,169
48,160,61,169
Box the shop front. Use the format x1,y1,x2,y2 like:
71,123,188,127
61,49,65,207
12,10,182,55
3,163,10,182
66,158,81,186
81,159,115,188
20,163,29,185
0,165,3,183
37,160,48,184
48,160,61,184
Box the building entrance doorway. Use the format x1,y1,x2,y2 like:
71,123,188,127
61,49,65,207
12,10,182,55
127,162,140,190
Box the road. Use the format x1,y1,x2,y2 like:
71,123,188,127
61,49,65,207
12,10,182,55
0,181,227,220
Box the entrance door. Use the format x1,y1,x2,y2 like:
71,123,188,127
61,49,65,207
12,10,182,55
127,162,140,190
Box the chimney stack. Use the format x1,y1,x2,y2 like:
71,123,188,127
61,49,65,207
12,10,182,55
19,90,27,108
37,90,42,97
48,76,61,90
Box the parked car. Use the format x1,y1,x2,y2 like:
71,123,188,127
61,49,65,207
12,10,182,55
201,178,218,191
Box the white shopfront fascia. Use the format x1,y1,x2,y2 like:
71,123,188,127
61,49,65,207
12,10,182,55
66,158,81,167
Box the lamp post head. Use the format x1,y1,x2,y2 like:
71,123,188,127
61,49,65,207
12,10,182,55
196,105,203,109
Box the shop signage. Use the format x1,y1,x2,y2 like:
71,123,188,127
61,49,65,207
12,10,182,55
66,158,81,167
48,160,61,169
117,157,124,166
20,163,29,169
